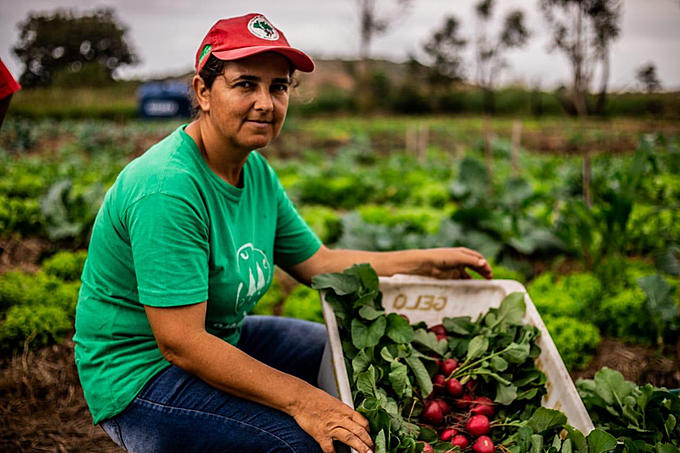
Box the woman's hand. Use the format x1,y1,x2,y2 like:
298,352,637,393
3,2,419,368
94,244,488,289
418,247,493,280
291,386,374,453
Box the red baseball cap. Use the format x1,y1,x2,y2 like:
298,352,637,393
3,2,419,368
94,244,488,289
195,13,314,73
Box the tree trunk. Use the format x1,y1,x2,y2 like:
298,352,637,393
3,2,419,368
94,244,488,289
482,87,495,114
596,48,610,115
483,116,494,197
417,124,429,163
572,3,588,117
357,0,375,112
511,120,522,178
583,149,592,208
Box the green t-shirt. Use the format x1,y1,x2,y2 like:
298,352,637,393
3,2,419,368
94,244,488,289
73,125,321,424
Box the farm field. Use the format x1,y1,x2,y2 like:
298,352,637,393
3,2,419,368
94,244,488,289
0,115,679,451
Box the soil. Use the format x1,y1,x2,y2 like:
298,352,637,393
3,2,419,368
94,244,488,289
0,237,53,274
0,334,677,452
571,337,680,389
0,338,122,452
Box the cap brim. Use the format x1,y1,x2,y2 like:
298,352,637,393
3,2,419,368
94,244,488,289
210,46,314,72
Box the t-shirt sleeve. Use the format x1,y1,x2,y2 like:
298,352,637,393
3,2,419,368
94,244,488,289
271,171,322,268
126,193,209,307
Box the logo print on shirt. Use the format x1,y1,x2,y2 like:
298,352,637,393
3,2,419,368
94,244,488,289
235,243,272,311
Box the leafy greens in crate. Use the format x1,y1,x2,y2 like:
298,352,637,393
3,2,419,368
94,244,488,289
312,264,617,453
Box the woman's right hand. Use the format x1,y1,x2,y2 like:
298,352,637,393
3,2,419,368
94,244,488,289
291,386,374,453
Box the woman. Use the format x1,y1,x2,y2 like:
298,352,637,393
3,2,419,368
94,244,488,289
74,13,493,453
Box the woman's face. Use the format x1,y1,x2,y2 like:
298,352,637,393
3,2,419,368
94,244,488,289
202,52,292,152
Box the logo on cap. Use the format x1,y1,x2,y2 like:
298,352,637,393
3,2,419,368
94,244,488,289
248,16,279,40
198,44,212,68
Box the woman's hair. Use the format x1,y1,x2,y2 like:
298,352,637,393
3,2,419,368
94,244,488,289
190,54,298,117
190,55,227,117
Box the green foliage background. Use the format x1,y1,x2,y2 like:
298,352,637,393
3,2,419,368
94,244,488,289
0,117,678,376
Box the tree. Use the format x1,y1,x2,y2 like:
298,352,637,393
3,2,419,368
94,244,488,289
356,0,412,63
422,15,467,86
590,0,622,114
540,0,620,117
354,0,412,111
13,8,137,87
474,0,530,113
636,63,661,93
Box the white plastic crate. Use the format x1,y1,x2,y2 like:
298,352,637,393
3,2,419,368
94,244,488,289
317,276,594,453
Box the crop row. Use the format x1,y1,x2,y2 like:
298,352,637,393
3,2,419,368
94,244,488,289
0,121,678,371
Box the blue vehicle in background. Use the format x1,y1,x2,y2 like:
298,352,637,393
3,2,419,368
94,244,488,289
138,80,192,118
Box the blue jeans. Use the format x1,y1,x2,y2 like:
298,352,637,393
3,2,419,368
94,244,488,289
100,316,327,452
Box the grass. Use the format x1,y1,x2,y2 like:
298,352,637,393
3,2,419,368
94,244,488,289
8,82,138,120
7,79,680,121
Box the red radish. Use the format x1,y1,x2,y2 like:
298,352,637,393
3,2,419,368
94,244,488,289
422,400,444,424
473,436,495,453
456,393,474,409
440,427,458,441
433,374,447,394
429,324,447,336
471,397,495,417
451,434,469,449
466,415,490,436
421,441,434,453
446,378,463,397
466,378,479,393
439,358,458,375
436,333,447,341
435,398,451,415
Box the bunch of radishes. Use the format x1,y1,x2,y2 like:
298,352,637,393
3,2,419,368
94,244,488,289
418,325,496,453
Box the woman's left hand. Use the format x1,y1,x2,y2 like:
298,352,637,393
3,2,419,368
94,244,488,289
418,247,493,280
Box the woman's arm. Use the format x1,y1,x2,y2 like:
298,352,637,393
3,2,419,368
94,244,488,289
287,245,493,286
145,302,374,453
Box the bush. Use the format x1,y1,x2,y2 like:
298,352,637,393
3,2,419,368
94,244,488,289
528,273,585,318
528,272,602,320
357,204,447,235
299,205,343,244
408,181,450,208
543,315,601,370
561,273,602,307
0,196,43,237
297,175,377,209
473,262,526,284
595,287,652,343
281,285,323,323
42,250,88,281
0,304,72,353
0,271,80,318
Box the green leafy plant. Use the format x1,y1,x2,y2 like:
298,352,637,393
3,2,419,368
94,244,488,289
0,271,80,318
543,315,601,370
312,264,614,452
281,284,324,323
299,205,343,244
577,367,680,451
0,304,72,353
595,287,653,343
637,274,678,348
528,272,602,320
42,250,88,281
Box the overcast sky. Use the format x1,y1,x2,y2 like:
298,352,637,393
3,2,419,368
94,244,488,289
1,0,679,90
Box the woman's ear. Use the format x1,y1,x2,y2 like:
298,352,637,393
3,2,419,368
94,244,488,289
192,75,210,113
